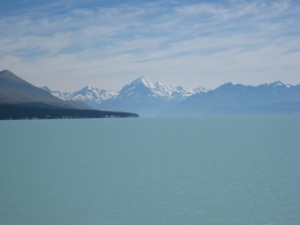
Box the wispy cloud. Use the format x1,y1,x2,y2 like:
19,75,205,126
0,0,299,91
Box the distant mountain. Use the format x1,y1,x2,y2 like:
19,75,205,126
117,76,205,101
41,74,300,117
160,81,300,116
0,70,138,120
42,86,118,109
99,77,208,117
44,76,208,117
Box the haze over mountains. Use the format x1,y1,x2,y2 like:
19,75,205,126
1,69,299,118
43,77,208,117
43,76,300,117
161,81,300,116
0,70,138,119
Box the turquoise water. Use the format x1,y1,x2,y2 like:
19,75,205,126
0,116,299,225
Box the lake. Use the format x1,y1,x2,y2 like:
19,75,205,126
0,116,299,225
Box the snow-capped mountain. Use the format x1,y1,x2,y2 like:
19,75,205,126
99,77,208,116
41,86,118,109
70,86,118,109
160,80,300,116
42,77,207,116
117,76,206,101
42,79,300,117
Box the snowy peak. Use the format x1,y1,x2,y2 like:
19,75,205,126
133,76,151,84
100,77,209,117
193,86,208,93
75,86,103,95
72,86,118,103
118,77,207,101
41,85,118,107
127,76,154,90
81,86,93,91
42,77,208,115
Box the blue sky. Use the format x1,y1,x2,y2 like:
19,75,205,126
0,0,299,91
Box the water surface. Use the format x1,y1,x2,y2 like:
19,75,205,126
1,116,299,224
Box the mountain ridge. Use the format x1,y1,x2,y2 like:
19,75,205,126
0,69,90,109
44,76,208,117
0,70,139,119
160,81,300,116
43,76,300,117
42,86,119,109
3,69,299,117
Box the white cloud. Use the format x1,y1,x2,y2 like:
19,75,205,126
0,0,299,91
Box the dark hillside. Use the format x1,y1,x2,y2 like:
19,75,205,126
0,70,90,109
0,70,139,119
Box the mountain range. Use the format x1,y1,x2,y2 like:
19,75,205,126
161,81,300,116
0,70,138,119
0,69,90,110
44,78,300,117
1,69,299,118
41,86,119,109
43,77,208,117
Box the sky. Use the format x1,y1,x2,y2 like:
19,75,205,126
0,0,299,92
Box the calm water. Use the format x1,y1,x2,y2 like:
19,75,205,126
0,116,299,225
